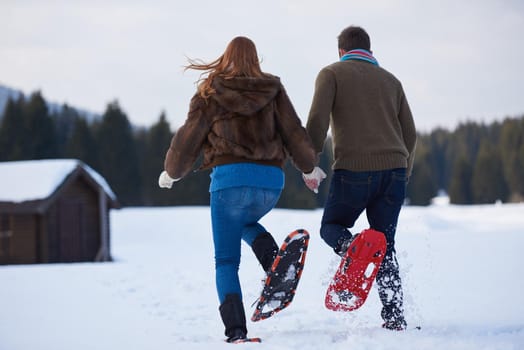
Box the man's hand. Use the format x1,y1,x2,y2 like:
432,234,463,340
158,171,179,189
302,167,327,194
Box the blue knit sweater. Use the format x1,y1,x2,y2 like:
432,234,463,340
209,163,285,192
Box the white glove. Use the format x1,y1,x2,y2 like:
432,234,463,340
302,166,327,194
158,171,180,189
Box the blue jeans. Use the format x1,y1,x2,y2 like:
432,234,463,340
210,186,281,304
320,168,408,323
320,168,407,254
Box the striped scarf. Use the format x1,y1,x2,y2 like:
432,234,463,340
340,49,379,66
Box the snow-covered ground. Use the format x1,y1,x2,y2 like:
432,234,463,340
1,202,523,349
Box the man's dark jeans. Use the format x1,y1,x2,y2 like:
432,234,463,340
320,168,408,325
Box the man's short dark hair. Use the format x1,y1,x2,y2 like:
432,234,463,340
338,26,371,51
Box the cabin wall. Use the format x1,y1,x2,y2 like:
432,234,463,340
0,164,116,265
0,214,39,264
45,176,101,263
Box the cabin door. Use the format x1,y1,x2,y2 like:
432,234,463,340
58,200,84,262
0,214,11,264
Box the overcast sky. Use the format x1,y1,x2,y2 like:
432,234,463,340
2,0,523,132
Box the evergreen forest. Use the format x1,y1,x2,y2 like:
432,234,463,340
1,91,523,208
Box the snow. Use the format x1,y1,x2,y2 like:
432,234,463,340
284,264,296,281
0,159,116,202
1,203,523,349
364,263,375,278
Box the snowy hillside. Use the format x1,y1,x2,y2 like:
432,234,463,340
1,203,523,349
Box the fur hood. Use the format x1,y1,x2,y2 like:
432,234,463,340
164,74,316,179
210,75,281,115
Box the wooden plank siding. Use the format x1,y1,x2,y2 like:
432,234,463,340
0,214,12,264
45,175,101,263
0,162,117,265
8,214,38,264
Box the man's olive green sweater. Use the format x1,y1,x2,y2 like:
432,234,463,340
306,60,417,176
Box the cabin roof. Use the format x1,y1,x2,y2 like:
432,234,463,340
0,159,118,212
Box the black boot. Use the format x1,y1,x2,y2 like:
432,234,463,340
251,232,279,272
376,251,407,330
219,294,248,343
334,231,357,257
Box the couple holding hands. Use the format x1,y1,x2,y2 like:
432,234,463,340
158,25,417,342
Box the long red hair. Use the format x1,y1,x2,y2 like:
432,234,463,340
185,36,265,99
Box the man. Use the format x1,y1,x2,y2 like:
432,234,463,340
303,25,417,330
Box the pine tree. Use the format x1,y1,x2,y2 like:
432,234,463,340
65,117,99,169
315,137,333,208
0,96,25,161
444,122,488,190
406,144,438,206
471,141,508,203
95,101,142,206
142,112,174,205
517,141,524,200
277,161,317,209
499,117,524,201
168,165,211,206
23,91,58,159
449,156,473,204
428,128,451,190
54,104,82,156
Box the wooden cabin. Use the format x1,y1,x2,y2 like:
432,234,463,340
0,159,119,265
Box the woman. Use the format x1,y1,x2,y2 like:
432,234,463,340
158,36,324,342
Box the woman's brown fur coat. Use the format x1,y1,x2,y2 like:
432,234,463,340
164,75,317,179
